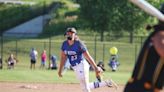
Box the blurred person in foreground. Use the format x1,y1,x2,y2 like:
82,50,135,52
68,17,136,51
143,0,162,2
124,4,164,92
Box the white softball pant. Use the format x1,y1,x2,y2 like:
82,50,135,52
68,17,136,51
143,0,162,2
72,59,91,92
72,59,108,92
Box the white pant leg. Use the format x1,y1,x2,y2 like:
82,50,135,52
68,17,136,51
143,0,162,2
72,60,90,92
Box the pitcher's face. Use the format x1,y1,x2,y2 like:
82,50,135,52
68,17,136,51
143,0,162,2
66,31,76,40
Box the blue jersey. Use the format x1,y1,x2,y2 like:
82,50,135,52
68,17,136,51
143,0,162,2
61,40,87,66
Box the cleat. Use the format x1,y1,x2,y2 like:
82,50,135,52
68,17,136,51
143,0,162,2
105,79,118,90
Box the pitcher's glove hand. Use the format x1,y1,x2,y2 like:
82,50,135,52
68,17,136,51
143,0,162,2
95,67,103,82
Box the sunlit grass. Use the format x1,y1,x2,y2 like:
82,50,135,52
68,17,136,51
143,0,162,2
0,69,131,84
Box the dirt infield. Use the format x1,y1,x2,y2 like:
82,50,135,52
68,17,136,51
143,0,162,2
0,82,124,92
1,82,164,92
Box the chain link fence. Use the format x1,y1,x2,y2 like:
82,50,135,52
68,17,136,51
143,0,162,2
0,33,147,70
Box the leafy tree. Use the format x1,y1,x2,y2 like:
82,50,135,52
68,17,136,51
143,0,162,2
77,0,111,41
77,0,162,42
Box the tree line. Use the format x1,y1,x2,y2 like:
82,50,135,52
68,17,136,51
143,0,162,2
76,0,163,41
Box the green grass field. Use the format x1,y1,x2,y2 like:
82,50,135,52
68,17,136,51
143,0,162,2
0,36,141,85
0,40,138,84
0,69,131,85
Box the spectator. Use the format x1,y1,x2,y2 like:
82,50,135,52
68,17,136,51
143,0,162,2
108,56,120,72
29,48,38,69
50,55,57,70
7,54,17,69
97,60,106,71
40,50,47,69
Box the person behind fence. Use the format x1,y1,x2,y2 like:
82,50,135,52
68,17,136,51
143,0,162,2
50,55,57,70
108,47,120,71
7,53,17,69
29,48,38,69
97,60,106,71
124,4,164,92
40,50,47,69
108,57,120,72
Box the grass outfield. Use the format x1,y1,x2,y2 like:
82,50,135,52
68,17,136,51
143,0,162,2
0,37,139,85
0,69,131,85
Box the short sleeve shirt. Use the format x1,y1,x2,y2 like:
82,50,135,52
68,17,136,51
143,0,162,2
30,50,37,61
61,40,87,66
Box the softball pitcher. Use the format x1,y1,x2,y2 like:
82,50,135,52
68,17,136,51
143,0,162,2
58,27,118,92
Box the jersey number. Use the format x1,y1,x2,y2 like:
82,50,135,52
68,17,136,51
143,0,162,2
71,55,77,61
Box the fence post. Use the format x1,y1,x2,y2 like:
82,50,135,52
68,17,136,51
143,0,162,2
16,39,18,58
103,43,105,63
0,34,3,69
48,36,51,69
94,35,97,62
44,41,46,49
129,32,134,43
